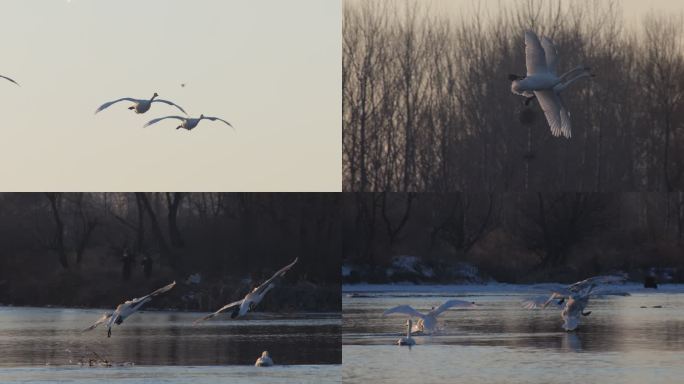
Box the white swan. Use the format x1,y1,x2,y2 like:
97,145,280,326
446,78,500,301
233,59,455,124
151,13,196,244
82,281,176,337
255,351,274,367
144,114,233,131
510,30,592,138
194,258,298,323
1,75,19,86
397,319,416,346
522,275,627,331
95,93,186,115
383,299,476,333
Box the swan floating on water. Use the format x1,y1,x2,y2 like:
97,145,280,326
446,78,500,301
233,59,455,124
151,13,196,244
194,258,298,323
510,30,593,138
397,319,416,346
383,299,476,333
144,114,233,131
522,275,627,331
1,75,19,86
82,281,176,337
95,93,186,115
255,351,274,367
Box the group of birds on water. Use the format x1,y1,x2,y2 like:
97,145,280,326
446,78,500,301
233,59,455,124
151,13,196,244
383,275,627,347
81,257,298,367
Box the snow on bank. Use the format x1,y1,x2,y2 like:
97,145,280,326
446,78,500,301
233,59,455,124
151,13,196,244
343,283,684,294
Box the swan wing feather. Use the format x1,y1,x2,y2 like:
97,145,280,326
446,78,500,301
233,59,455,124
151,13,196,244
525,30,548,76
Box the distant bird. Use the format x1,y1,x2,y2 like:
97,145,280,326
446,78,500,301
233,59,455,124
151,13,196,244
194,258,298,324
397,319,416,346
382,299,476,333
95,93,186,115
509,30,593,138
83,281,176,337
255,351,274,367
522,275,628,331
144,114,233,131
1,74,19,86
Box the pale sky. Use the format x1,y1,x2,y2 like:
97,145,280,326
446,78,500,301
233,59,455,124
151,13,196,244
0,0,341,191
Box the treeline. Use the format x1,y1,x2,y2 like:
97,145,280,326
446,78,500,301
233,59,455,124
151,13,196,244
0,193,340,310
343,0,684,192
343,192,684,283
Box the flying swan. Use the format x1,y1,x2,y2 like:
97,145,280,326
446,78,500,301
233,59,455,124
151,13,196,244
194,258,298,323
83,281,176,337
509,30,593,138
1,75,19,86
383,299,476,333
144,114,233,131
522,275,628,331
95,93,187,115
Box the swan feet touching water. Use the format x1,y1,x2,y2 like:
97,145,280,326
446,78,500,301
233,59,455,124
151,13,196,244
255,351,274,367
383,299,476,334
194,258,298,324
510,30,594,138
82,281,176,337
144,114,233,131
95,93,187,115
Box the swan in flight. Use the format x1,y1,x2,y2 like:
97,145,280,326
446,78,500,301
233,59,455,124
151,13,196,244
144,114,233,131
95,93,187,115
397,319,416,346
510,30,593,138
522,275,627,331
1,75,19,86
255,351,274,367
194,258,298,324
83,281,176,337
383,299,476,333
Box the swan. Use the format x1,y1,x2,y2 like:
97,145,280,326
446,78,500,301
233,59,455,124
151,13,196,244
194,258,298,324
255,351,274,367
144,114,233,131
82,281,176,337
522,275,627,331
1,75,19,86
510,30,593,138
382,299,476,333
95,93,186,115
397,319,416,346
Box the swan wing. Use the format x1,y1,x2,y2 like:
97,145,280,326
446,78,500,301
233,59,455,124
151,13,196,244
253,258,298,297
153,99,188,115
521,296,562,309
430,299,476,317
534,90,566,137
0,75,19,86
95,98,138,114
82,312,113,332
128,281,176,305
540,37,558,75
559,97,572,139
524,30,548,76
143,116,186,127
382,305,425,319
204,116,233,128
193,299,243,324
569,275,626,292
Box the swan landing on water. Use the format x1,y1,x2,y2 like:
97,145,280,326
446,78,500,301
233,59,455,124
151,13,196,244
82,281,176,337
397,319,416,346
383,299,476,334
95,93,187,115
255,351,274,367
510,30,594,139
194,258,298,324
522,275,628,331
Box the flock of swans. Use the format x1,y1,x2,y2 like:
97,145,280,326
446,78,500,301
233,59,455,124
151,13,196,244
382,275,627,346
81,258,297,366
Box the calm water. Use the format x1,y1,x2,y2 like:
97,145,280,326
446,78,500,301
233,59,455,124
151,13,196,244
343,285,684,384
0,307,340,383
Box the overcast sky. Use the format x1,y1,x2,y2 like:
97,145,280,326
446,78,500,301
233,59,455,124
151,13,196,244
0,0,341,191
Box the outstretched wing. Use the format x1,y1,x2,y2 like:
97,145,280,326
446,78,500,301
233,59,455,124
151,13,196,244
382,305,425,319
522,296,563,309
569,275,626,293
143,116,186,128
204,116,233,128
82,313,113,332
0,75,19,86
534,90,571,138
430,299,476,317
193,299,243,324
128,281,176,306
153,99,188,115
524,30,548,76
540,37,558,75
252,258,298,297
95,98,138,114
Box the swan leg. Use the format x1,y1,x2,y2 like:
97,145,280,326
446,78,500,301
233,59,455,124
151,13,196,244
107,328,111,338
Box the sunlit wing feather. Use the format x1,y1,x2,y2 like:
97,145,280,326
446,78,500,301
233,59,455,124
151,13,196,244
382,305,425,319
430,299,476,317
204,116,233,128
193,299,243,324
152,99,187,115
524,30,548,76
143,116,186,127
95,97,138,114
253,258,298,296
82,313,112,332
540,37,558,75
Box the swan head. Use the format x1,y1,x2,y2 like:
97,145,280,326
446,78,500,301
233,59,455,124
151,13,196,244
199,114,205,119
261,351,270,358
509,74,526,94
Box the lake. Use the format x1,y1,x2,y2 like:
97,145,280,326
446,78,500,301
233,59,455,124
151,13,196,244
343,284,684,384
0,307,340,383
